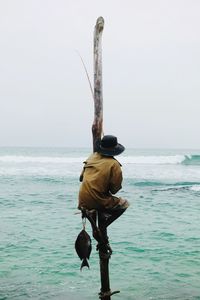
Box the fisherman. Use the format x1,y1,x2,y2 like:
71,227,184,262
78,135,129,242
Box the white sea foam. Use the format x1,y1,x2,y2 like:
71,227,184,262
119,155,185,165
0,155,86,164
190,185,200,191
0,155,186,165
0,153,199,182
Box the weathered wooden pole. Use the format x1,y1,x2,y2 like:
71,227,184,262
92,16,117,300
93,16,111,299
92,16,104,152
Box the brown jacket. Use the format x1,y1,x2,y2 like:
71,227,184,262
78,152,123,209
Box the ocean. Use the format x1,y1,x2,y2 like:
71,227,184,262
0,147,200,300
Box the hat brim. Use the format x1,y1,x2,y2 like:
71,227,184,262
96,141,125,156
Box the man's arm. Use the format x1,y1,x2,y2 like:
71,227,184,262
79,168,85,182
109,163,123,194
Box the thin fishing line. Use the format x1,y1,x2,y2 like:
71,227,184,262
75,50,94,101
76,50,104,137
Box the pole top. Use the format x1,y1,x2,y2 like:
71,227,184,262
95,16,104,32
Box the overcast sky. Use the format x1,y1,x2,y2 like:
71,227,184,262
0,0,200,148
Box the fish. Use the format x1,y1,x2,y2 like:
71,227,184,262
75,229,92,270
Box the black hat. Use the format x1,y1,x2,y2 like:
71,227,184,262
96,135,125,156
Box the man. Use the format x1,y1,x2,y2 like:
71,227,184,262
78,135,129,231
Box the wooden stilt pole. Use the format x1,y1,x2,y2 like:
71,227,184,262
98,226,111,300
92,16,120,300
82,209,120,300
92,16,104,152
93,16,110,299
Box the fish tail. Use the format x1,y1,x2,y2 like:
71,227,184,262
80,258,90,271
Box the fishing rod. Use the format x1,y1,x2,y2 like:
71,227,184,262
76,50,104,137
76,50,94,101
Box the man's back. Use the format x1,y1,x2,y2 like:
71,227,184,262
78,152,122,209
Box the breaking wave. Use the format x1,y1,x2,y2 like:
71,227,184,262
152,184,200,192
182,155,200,165
120,155,185,164
0,156,86,164
0,154,199,165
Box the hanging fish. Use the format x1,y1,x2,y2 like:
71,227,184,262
75,229,92,270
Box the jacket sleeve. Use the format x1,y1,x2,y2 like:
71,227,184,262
109,162,123,194
79,160,87,182
79,167,85,182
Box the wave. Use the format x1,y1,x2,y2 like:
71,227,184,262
120,155,185,164
156,185,200,192
0,156,86,164
182,155,200,165
150,182,200,192
134,181,200,188
121,154,200,165
190,185,200,191
0,154,199,165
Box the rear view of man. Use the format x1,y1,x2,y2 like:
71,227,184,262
78,135,129,230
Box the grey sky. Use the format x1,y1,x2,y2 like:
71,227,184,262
0,0,200,148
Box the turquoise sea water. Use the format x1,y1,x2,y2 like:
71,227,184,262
0,147,200,300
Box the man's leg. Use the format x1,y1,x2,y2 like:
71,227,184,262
98,198,129,229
